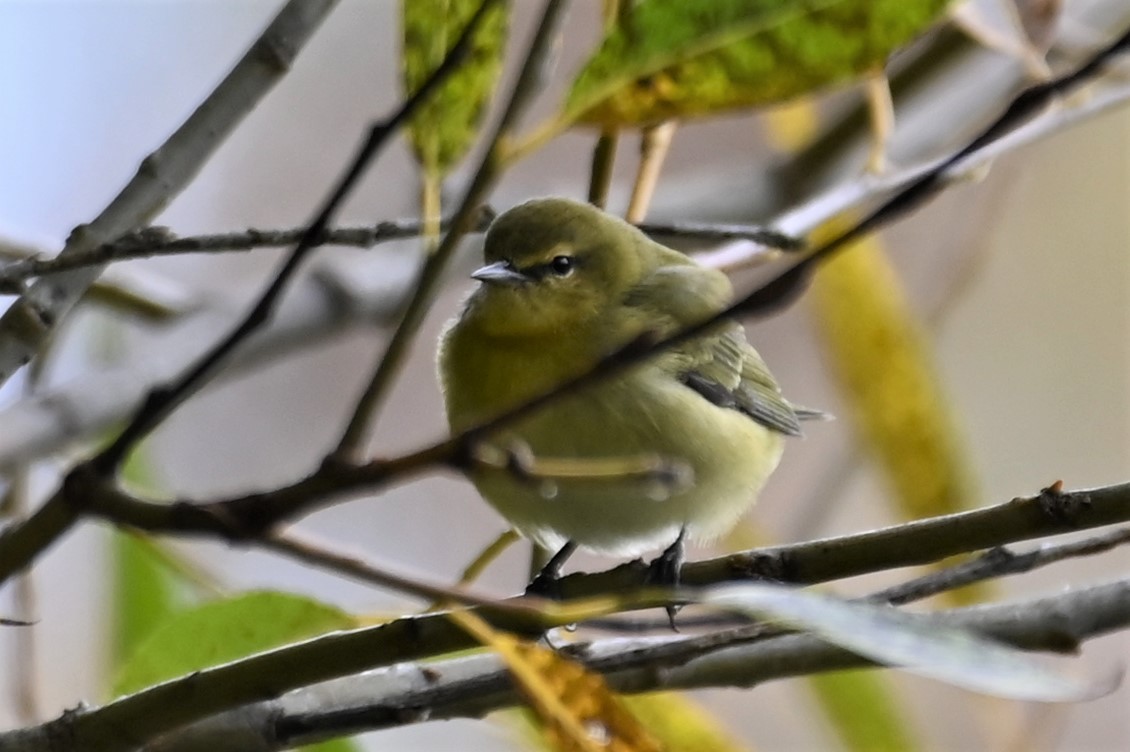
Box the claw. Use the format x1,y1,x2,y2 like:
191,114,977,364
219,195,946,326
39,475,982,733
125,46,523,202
645,528,687,630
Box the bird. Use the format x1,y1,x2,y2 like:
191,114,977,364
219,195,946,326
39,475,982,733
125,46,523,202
438,197,814,593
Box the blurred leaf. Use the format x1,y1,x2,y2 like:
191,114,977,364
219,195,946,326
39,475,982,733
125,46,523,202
401,0,507,177
762,97,822,152
112,591,356,697
513,690,749,752
111,449,188,667
620,692,750,752
705,583,1113,702
110,532,187,668
807,670,920,752
300,738,362,752
450,609,662,752
809,224,985,605
565,0,951,127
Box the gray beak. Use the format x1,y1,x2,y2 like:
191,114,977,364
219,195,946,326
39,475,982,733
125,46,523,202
471,260,530,286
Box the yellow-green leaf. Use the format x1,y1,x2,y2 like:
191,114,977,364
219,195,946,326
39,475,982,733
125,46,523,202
112,591,357,697
809,226,985,604
110,532,188,667
810,229,974,518
565,0,951,127
111,447,191,667
513,691,749,752
401,0,507,177
300,738,362,752
807,670,920,752
451,608,662,752
621,692,750,752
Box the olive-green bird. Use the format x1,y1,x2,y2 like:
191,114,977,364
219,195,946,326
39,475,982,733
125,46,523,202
439,197,814,586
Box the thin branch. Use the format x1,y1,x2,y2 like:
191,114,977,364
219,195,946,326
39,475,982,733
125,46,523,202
262,528,502,608
582,524,1130,633
638,220,802,250
0,210,794,292
0,0,341,388
625,120,676,222
869,526,1130,606
587,129,619,208
0,213,496,292
89,0,501,477
708,71,1130,274
333,0,573,460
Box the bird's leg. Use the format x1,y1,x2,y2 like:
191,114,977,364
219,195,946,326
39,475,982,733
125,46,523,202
525,540,578,599
646,527,687,630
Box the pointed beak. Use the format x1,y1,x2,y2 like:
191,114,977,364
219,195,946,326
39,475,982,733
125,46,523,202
471,260,530,286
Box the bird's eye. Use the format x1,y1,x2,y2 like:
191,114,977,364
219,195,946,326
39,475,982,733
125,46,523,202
549,255,575,276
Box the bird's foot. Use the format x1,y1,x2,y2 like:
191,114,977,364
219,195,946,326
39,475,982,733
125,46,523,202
525,569,563,600
645,529,687,631
524,540,578,601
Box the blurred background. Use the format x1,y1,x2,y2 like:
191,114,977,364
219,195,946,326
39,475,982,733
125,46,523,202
1,1,1128,749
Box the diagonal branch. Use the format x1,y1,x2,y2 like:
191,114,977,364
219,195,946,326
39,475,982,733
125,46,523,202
90,0,501,477
0,0,341,388
332,0,574,460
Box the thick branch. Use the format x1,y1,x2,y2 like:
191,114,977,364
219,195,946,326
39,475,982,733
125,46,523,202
14,578,1128,752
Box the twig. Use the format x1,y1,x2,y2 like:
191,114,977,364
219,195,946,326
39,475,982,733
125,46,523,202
0,213,496,292
262,528,502,608
625,121,676,222
708,73,1130,274
0,211,795,291
587,129,619,208
638,220,802,250
581,525,1130,632
333,0,573,461
869,526,1130,606
89,0,499,477
0,0,340,388
453,529,521,587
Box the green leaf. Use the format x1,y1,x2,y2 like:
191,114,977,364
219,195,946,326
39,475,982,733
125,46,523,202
565,0,951,127
807,670,920,752
112,591,357,698
704,584,1113,702
111,448,189,666
110,532,187,667
401,0,507,177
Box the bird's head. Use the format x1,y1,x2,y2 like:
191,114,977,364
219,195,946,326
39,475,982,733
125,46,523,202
465,197,652,337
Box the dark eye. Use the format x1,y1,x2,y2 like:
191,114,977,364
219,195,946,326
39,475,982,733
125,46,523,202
549,255,575,276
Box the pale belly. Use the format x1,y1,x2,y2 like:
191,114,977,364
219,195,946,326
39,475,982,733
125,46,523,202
468,374,784,556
